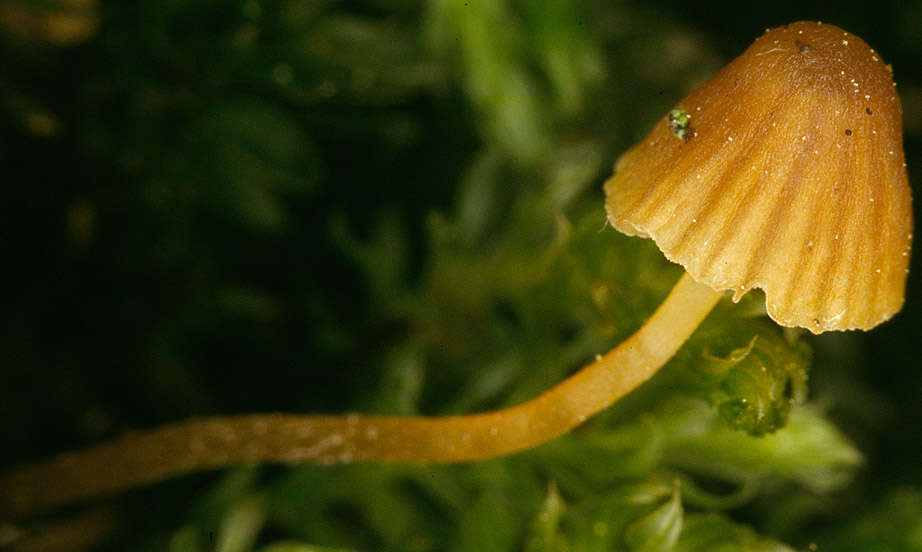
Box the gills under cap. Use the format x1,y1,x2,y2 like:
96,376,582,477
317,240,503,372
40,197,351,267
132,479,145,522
604,21,913,333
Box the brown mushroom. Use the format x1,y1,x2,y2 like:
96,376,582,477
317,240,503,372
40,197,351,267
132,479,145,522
0,21,911,518
606,21,912,333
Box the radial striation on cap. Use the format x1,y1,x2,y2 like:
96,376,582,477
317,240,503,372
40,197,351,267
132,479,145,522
604,21,913,333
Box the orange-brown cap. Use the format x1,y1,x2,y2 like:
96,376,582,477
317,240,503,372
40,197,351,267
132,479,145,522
604,21,913,333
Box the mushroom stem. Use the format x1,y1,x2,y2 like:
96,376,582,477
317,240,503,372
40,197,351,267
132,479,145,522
1,273,722,518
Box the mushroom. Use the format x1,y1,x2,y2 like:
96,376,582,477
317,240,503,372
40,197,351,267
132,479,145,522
1,21,911,518
606,21,912,333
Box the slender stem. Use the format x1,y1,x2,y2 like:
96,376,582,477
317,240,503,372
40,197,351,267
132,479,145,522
2,505,116,552
0,273,722,518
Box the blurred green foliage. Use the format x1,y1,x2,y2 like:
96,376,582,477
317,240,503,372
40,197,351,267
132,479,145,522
2,0,921,551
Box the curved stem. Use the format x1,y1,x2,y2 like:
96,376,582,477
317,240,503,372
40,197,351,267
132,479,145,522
0,273,722,518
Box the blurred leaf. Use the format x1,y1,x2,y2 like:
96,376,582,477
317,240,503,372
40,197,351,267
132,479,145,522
169,525,207,552
191,466,262,532
455,148,507,245
330,211,409,307
674,514,795,552
452,485,519,552
283,12,442,104
518,0,605,115
524,481,568,552
566,478,675,552
216,494,268,552
624,483,683,552
663,402,862,494
177,100,318,233
367,342,426,415
425,0,553,164
531,417,665,494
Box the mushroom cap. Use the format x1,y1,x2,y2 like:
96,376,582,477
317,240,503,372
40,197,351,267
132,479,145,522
604,21,913,333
